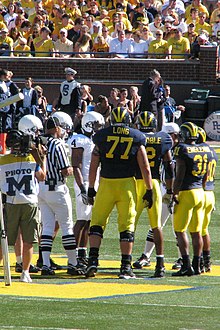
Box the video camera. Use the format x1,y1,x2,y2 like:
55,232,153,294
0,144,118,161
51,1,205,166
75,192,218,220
6,129,47,156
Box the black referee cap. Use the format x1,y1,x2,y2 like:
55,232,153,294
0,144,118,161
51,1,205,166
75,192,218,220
45,116,61,130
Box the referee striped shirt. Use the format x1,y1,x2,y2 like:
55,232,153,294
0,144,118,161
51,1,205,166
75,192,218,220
46,137,70,183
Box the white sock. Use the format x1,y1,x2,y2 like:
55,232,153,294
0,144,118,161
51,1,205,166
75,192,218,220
16,256,22,264
42,251,51,267
66,249,77,266
144,241,155,259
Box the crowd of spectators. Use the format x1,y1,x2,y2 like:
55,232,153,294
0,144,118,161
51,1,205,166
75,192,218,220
0,0,219,58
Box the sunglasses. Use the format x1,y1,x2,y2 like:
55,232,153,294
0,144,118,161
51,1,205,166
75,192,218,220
156,33,162,36
20,43,25,46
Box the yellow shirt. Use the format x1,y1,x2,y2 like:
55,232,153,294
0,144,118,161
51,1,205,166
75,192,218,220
33,37,54,57
168,37,190,59
0,36,13,49
210,8,220,25
148,39,168,59
195,22,212,36
14,44,31,57
185,4,209,19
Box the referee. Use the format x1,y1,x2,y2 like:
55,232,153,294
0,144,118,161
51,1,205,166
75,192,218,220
38,116,83,276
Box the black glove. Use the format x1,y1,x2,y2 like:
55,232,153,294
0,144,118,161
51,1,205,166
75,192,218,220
142,189,153,209
79,184,88,205
87,187,96,205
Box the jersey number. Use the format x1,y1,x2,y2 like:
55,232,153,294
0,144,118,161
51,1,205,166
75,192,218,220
106,136,133,160
146,146,156,167
192,154,208,176
206,159,217,182
62,84,70,96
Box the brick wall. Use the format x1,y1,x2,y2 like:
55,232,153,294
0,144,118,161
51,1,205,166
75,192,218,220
0,46,217,84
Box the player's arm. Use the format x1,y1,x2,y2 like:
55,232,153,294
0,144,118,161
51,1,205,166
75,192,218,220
163,150,174,192
137,145,152,190
71,147,84,187
88,145,100,205
137,145,153,208
173,158,186,197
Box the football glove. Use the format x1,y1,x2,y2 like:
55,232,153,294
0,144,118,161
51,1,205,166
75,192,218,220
162,189,173,205
87,187,96,205
142,189,153,209
79,184,88,205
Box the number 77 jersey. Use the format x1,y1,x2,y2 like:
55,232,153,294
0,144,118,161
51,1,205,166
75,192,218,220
92,125,146,178
174,142,212,190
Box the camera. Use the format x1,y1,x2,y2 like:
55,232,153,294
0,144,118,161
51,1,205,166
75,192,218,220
6,130,47,155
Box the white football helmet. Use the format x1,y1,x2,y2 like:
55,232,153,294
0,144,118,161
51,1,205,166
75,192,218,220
51,111,73,131
81,112,105,134
18,115,43,137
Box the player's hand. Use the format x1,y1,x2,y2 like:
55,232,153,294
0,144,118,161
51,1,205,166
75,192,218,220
79,184,89,205
142,189,153,209
173,194,179,205
162,189,173,205
87,187,96,205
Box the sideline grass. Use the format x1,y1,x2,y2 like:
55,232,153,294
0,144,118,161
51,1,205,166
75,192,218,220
0,148,219,330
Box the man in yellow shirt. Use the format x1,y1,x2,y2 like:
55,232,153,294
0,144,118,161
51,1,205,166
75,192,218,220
168,28,190,59
185,0,209,19
0,27,13,56
195,12,212,36
148,29,168,58
14,37,31,57
210,0,220,24
33,26,55,57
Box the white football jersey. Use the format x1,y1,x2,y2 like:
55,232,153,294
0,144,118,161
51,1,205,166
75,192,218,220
0,154,40,204
68,133,94,181
60,80,80,105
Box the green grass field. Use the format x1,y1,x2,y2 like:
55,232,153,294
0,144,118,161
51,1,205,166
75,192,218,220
0,147,220,330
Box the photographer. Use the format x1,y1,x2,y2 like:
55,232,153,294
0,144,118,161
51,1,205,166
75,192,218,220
0,118,46,283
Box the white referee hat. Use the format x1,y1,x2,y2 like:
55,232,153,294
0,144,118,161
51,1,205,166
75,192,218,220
162,122,180,134
64,67,77,75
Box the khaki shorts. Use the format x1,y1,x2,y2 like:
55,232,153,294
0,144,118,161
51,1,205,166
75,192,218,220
4,203,40,245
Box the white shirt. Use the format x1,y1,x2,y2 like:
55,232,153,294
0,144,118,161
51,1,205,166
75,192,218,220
54,38,73,57
109,37,132,58
68,133,94,181
0,154,39,204
60,80,80,105
22,87,34,108
149,22,164,38
130,40,149,57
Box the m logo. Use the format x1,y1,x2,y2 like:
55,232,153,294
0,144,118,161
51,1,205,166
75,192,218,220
6,175,33,196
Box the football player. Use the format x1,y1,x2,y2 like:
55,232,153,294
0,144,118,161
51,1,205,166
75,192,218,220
68,111,105,269
197,127,218,273
86,107,153,279
172,122,212,276
134,111,174,277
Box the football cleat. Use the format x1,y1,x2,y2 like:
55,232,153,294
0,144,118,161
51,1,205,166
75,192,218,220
172,258,183,270
172,266,194,277
133,254,151,269
41,265,55,276
36,258,63,270
119,264,136,279
77,257,88,269
67,264,86,275
85,258,98,278
153,266,165,278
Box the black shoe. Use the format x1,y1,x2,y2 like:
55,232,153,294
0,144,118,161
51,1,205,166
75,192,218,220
153,266,165,278
15,262,23,273
85,258,98,278
41,265,55,276
119,264,136,279
77,257,88,269
50,258,63,270
29,264,39,273
133,254,151,269
15,262,39,273
204,257,212,273
172,258,183,270
67,264,86,275
36,259,43,270
172,266,194,277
